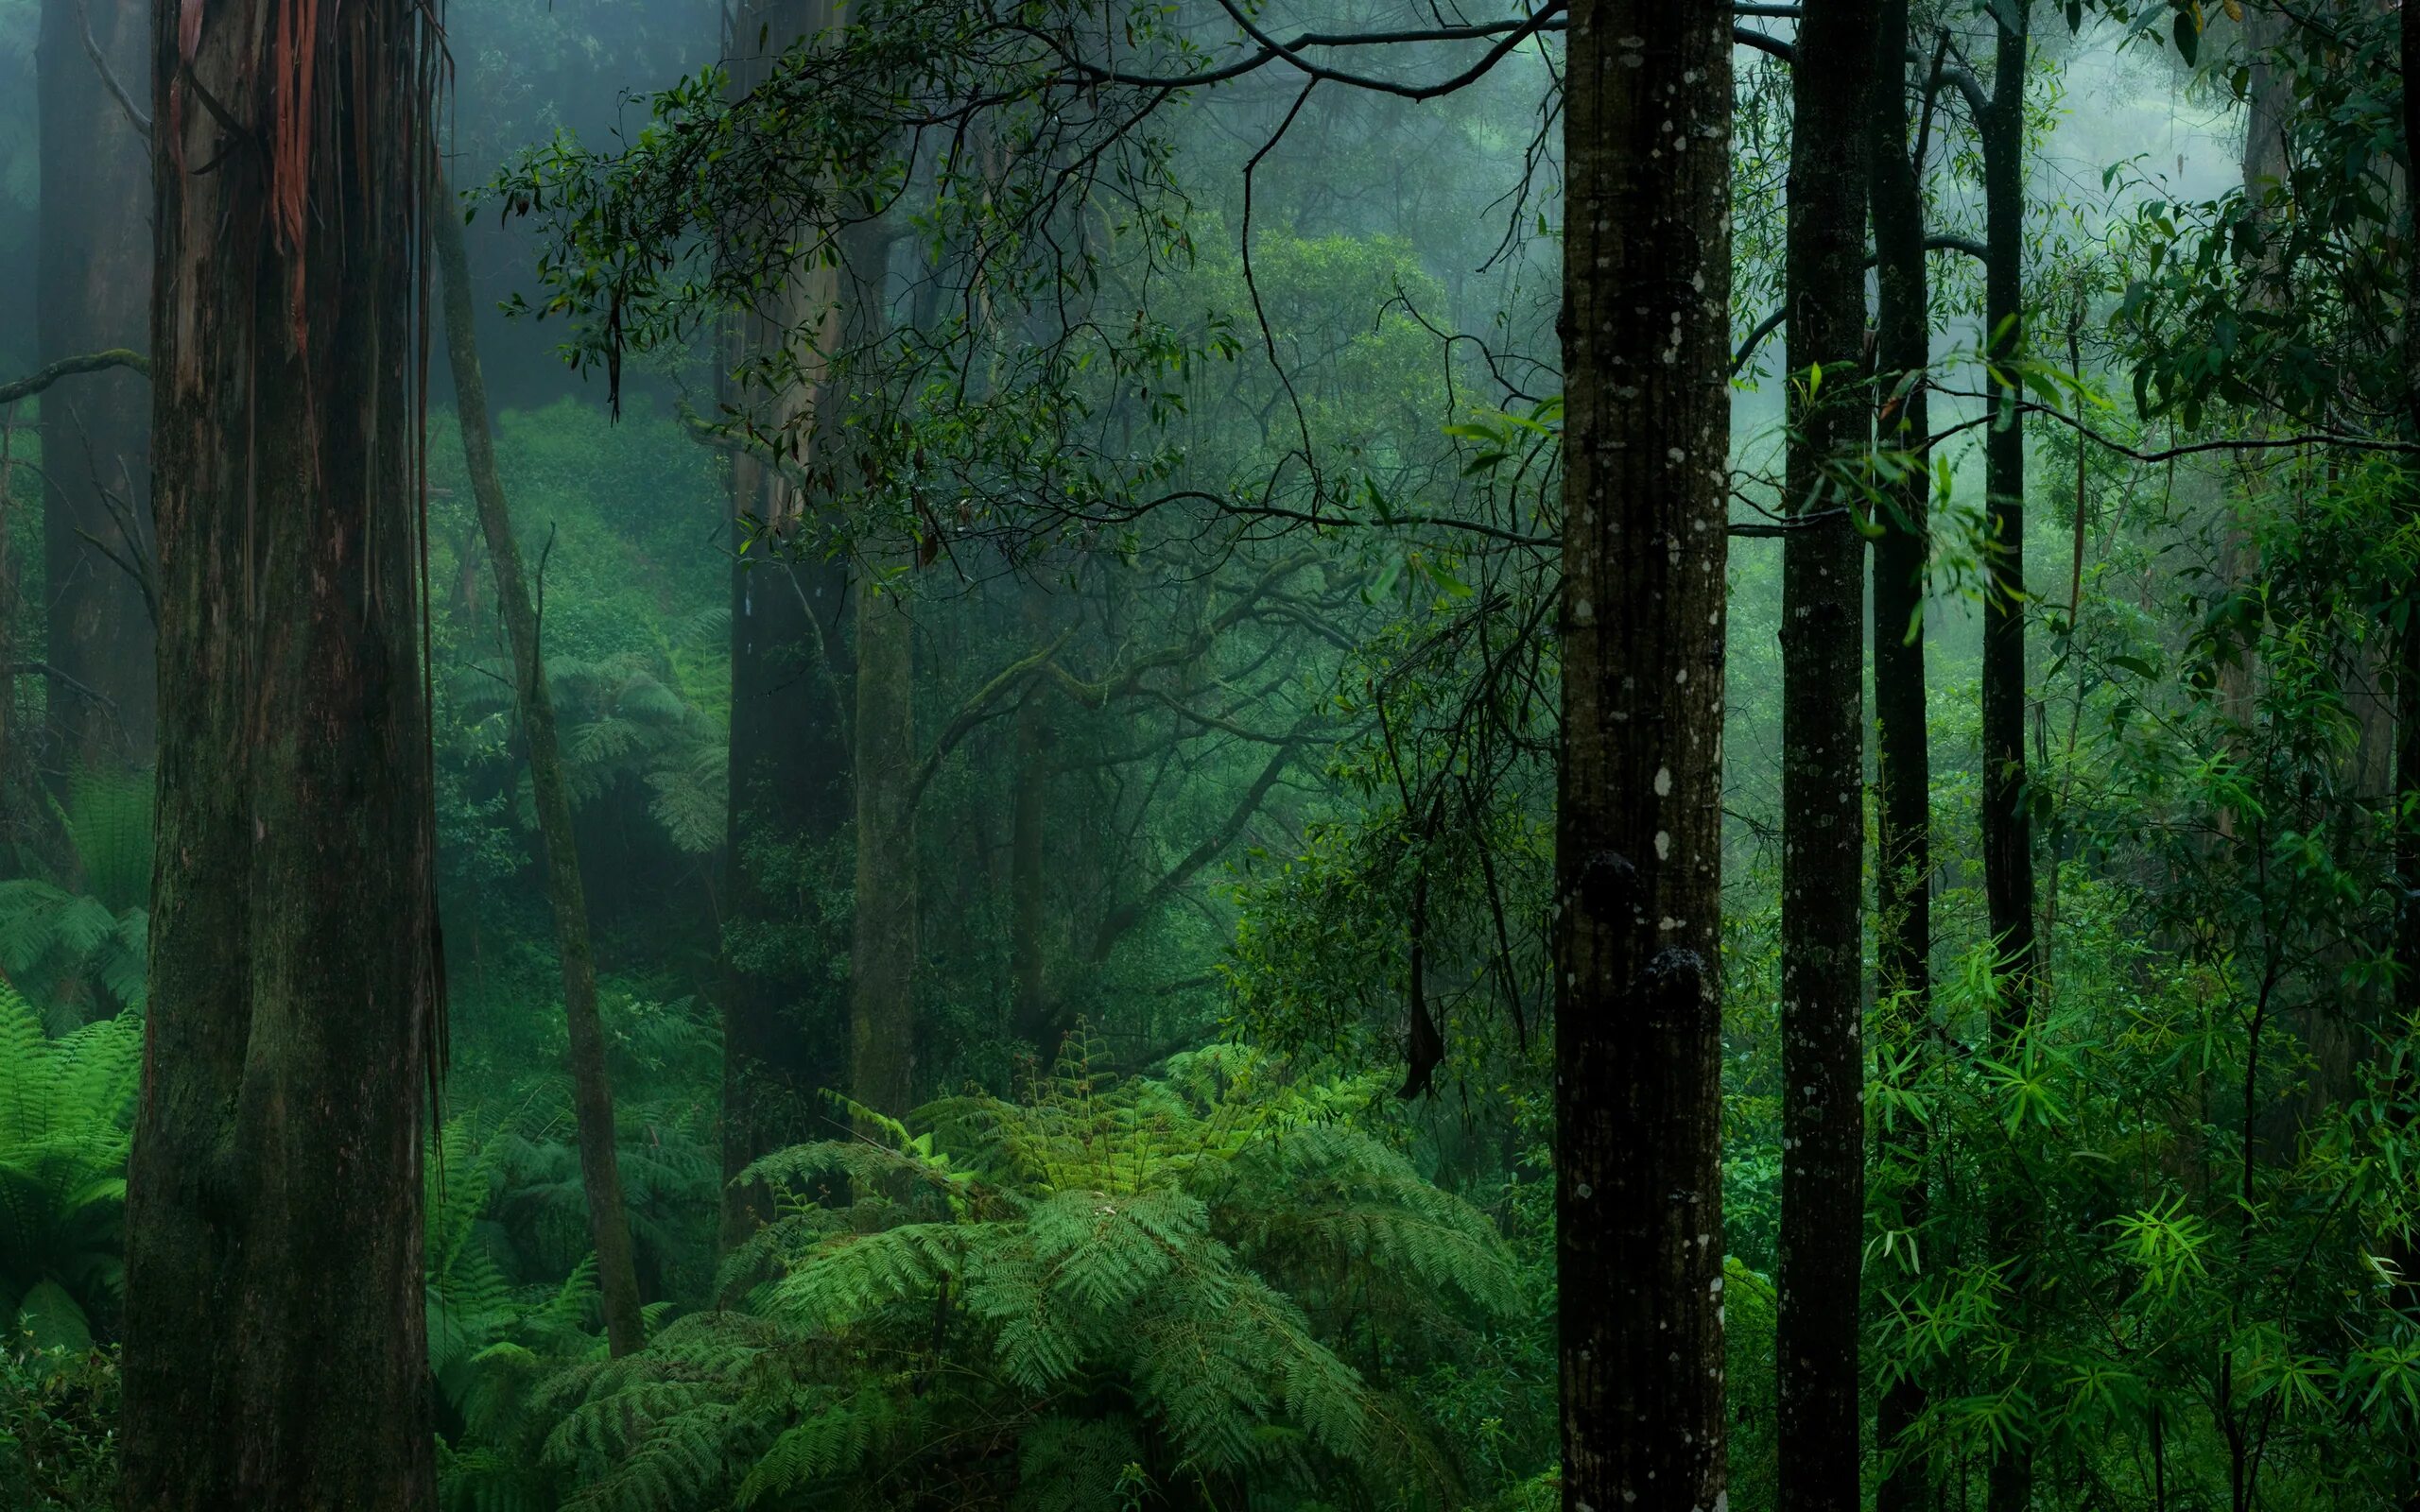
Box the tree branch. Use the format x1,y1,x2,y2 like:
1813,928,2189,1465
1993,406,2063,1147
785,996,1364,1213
901,627,1075,817
77,0,151,142
1091,728,1308,960
0,350,150,408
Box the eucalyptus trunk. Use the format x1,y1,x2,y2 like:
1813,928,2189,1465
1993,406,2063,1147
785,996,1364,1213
1557,2,1732,1507
1869,1,1937,1504
118,0,442,1501
35,0,155,780
718,0,856,1241
435,189,647,1359
1778,3,1875,1505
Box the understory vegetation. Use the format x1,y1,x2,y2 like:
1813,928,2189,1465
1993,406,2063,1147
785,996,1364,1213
2,0,2420,1508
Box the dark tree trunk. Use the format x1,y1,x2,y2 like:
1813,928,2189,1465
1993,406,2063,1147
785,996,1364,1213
118,0,441,1503
2395,14,2420,1511
1557,3,1732,1508
1778,3,1875,1506
851,558,917,1117
1980,10,2037,1512
35,0,156,780
435,192,647,1359
1869,2,1936,1506
717,0,856,1242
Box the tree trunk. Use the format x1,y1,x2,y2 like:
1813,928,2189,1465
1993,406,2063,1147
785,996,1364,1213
1010,680,1056,1058
851,558,917,1116
35,0,155,781
2394,14,2420,1509
1778,3,1875,1506
1980,11,2037,1512
1869,2,1936,1506
1557,4,1732,1508
717,0,856,1243
118,0,441,1503
435,187,647,1359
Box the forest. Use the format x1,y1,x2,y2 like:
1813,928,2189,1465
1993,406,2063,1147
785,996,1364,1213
0,0,2417,1507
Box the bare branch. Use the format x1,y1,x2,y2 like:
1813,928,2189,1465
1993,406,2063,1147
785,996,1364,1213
0,350,150,408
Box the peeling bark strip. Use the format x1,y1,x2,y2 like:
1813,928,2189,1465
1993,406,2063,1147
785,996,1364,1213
436,190,648,1360
1556,3,1731,1508
1778,2,1876,1506
118,0,443,1502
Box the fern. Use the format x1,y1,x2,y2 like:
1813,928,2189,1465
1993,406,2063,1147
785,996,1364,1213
0,984,139,1341
492,1043,1526,1510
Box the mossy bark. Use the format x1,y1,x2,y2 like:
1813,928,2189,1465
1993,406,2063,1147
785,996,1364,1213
435,189,648,1359
118,0,441,1502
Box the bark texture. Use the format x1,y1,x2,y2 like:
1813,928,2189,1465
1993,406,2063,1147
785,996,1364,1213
436,193,647,1358
1869,2,1936,1505
1980,12,2037,1512
1557,4,1732,1507
35,0,156,777
118,0,441,1502
1778,4,1876,1506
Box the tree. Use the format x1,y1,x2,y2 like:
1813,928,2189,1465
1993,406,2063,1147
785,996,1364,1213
34,0,154,782
718,0,858,1241
851,554,917,1116
1867,0,1938,1503
115,0,445,1503
435,184,648,1358
1778,3,1876,1507
1556,3,1732,1507
1977,9,2038,1507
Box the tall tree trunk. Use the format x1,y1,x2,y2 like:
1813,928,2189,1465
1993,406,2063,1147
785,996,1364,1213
1980,10,2037,1512
35,0,156,781
119,0,441,1502
1010,679,1055,1058
1778,6,1876,1507
1870,2,1937,1506
851,558,916,1116
435,188,647,1359
1558,3,1731,1508
2394,15,2420,1511
717,0,856,1242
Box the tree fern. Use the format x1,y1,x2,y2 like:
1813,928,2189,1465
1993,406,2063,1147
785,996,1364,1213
481,1044,1527,1510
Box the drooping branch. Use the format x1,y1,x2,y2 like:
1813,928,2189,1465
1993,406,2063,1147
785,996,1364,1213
0,350,150,407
